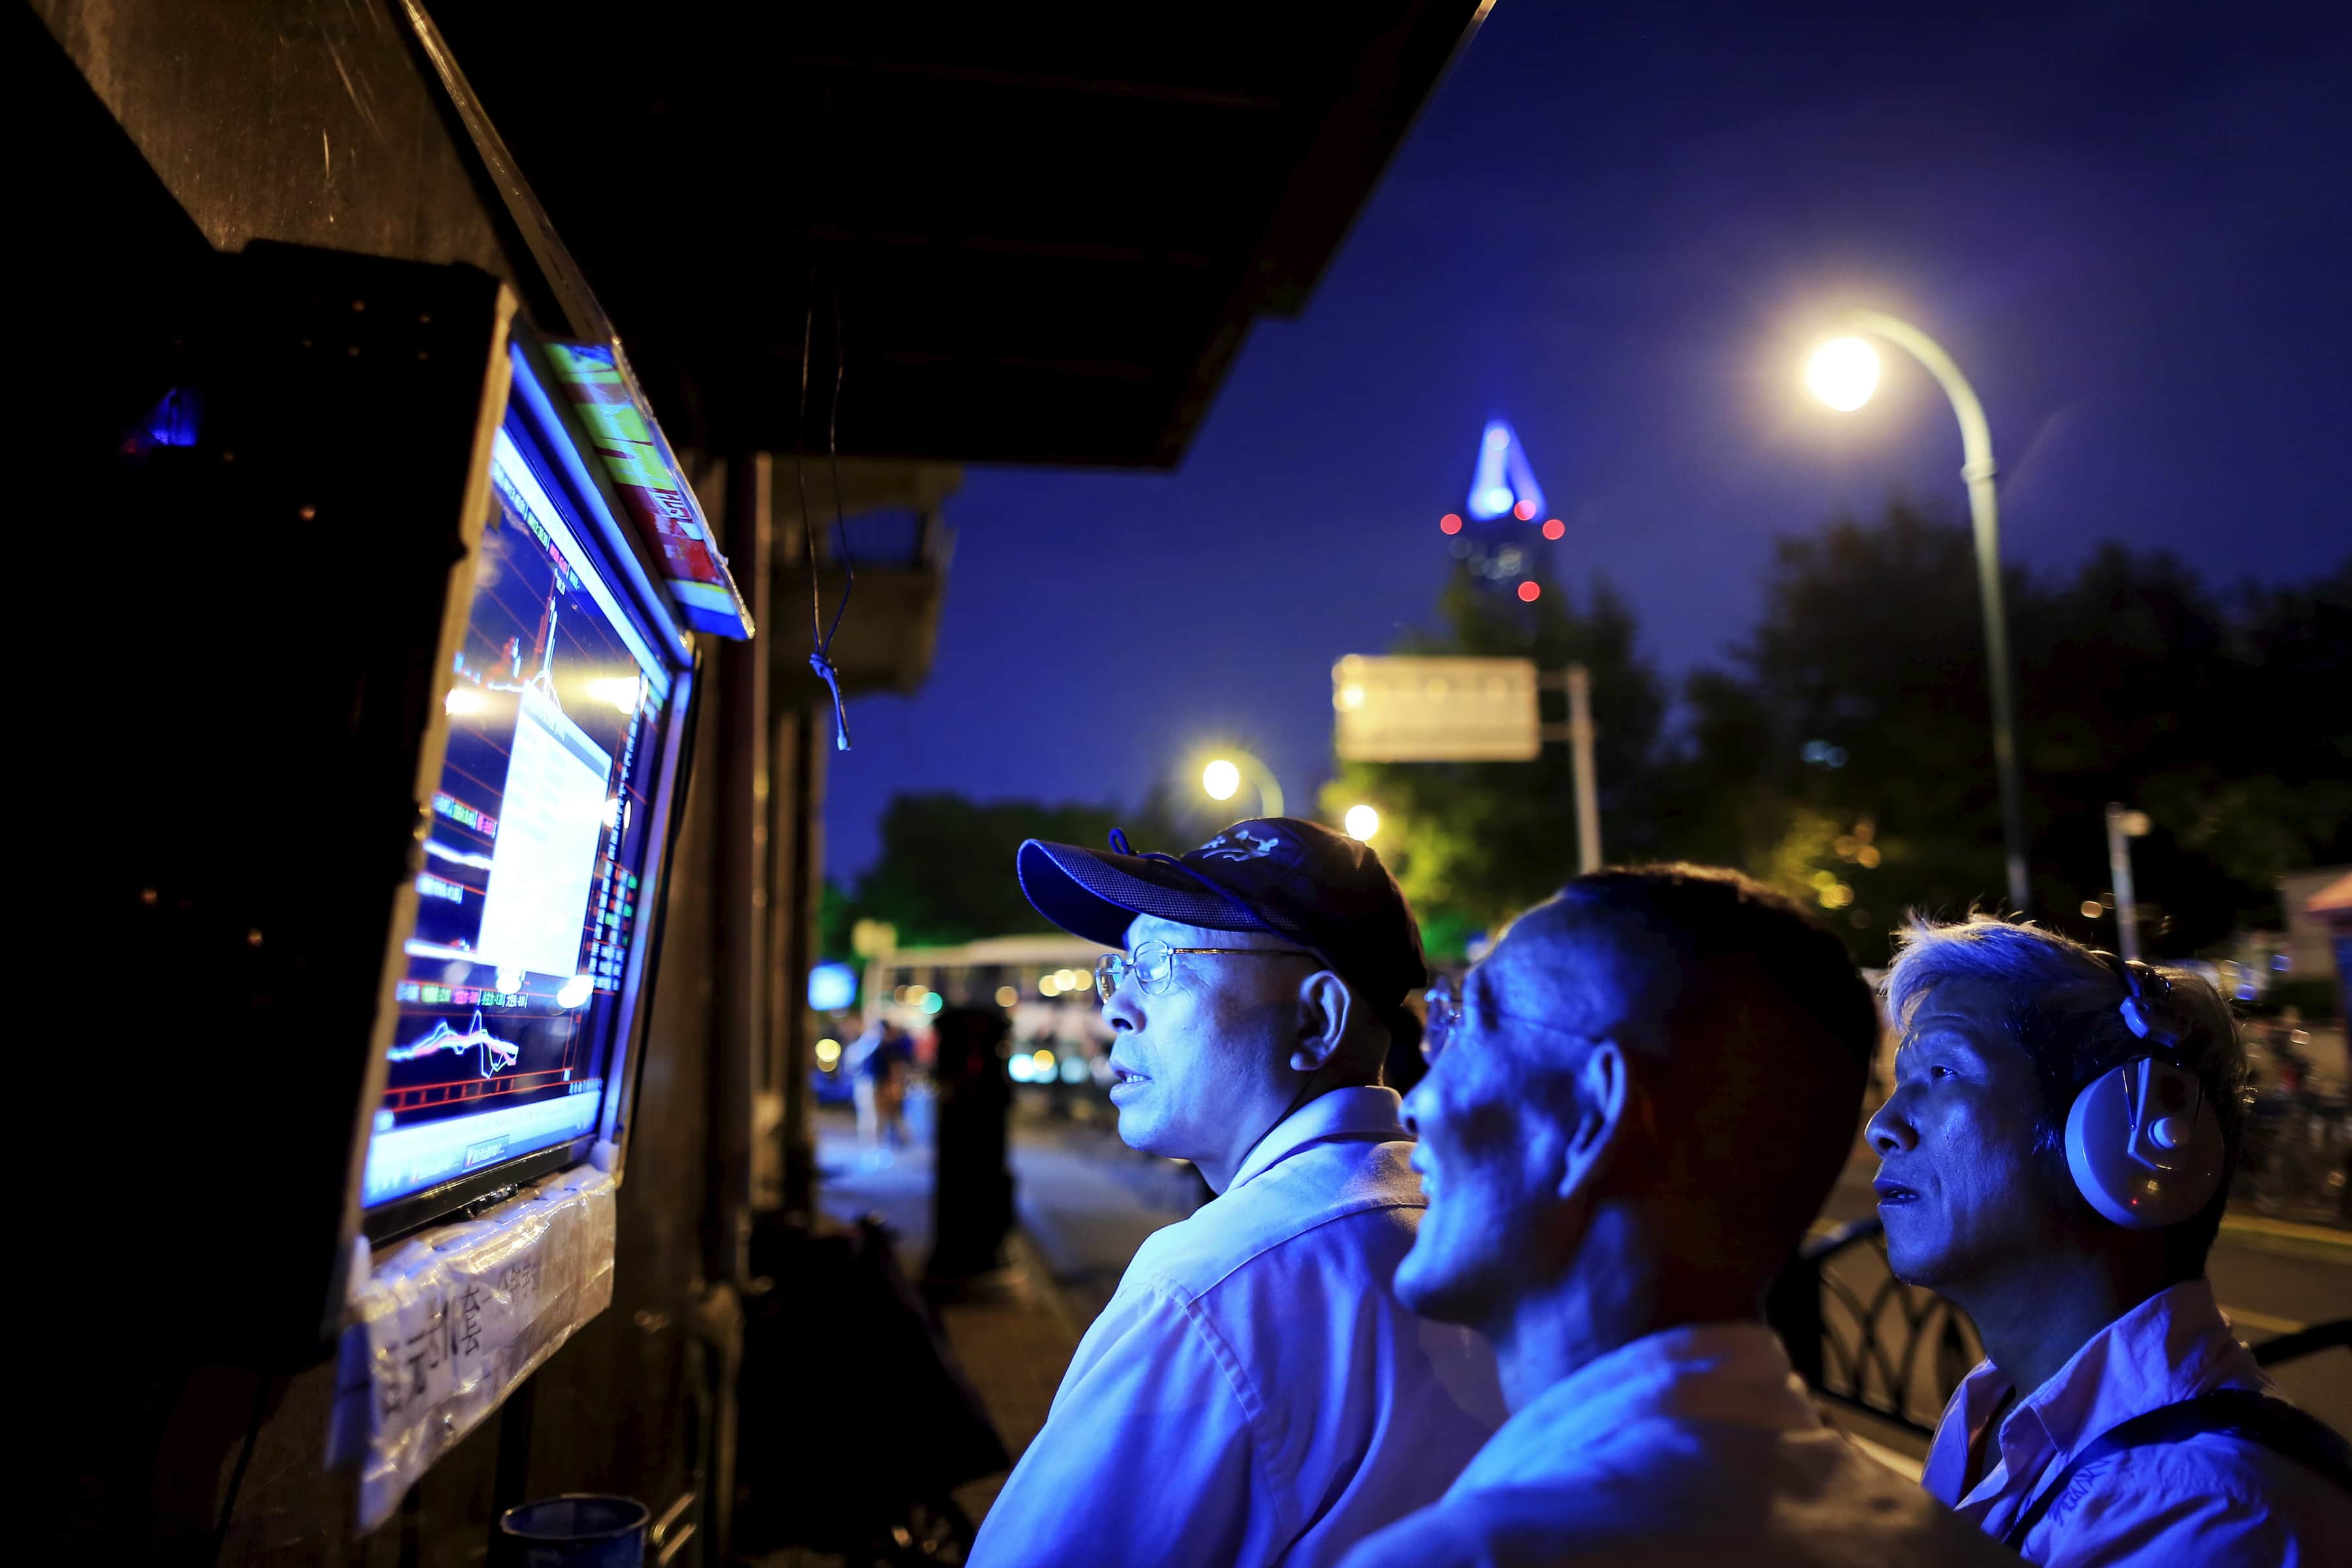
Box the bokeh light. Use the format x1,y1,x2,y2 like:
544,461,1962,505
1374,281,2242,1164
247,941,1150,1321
1541,518,1565,540
1202,759,1241,800
1516,580,1541,602
1343,804,1380,841
1439,513,1463,534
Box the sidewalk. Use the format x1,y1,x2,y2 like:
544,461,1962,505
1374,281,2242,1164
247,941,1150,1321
811,1109,1083,1529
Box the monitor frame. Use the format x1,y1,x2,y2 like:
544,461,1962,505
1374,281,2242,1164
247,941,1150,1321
360,326,700,1245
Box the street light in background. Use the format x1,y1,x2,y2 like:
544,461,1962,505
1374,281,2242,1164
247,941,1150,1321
1343,804,1380,842
1806,312,2031,912
1200,750,1286,819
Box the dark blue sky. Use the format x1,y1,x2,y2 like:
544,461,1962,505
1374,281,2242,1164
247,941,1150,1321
826,0,2349,880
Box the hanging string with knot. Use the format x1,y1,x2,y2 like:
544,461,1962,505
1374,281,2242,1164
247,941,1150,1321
798,282,856,749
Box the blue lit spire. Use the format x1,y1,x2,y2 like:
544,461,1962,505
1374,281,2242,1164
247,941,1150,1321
1465,418,1545,522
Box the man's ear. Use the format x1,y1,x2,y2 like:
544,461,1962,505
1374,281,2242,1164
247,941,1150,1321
1288,970,1354,1073
1557,1039,1630,1201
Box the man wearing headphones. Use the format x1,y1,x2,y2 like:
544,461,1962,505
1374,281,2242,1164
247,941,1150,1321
1870,915,2350,1563
965,819,1502,1568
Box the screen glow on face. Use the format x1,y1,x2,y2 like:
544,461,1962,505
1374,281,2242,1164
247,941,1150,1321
361,411,670,1211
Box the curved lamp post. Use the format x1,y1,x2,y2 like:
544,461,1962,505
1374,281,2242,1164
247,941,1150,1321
1807,313,2030,913
1201,751,1286,819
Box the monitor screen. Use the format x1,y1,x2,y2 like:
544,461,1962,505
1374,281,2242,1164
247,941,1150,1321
361,391,678,1219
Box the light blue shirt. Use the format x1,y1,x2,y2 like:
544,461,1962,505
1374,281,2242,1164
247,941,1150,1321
1341,1320,2016,1567
966,1086,1504,1568
1922,1278,2350,1565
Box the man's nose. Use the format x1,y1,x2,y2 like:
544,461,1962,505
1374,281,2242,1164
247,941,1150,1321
1865,1088,1916,1156
1399,1079,1429,1139
1102,983,1141,1034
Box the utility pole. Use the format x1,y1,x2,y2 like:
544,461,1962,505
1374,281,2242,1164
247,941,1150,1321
2106,803,2150,960
1566,663,1601,873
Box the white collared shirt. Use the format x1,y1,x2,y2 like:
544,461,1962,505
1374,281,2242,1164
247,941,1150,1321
966,1086,1505,1568
1922,1278,2349,1565
1341,1320,2014,1567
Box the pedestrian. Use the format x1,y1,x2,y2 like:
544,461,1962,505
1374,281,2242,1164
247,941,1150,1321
847,1019,911,1164
964,818,1503,1568
1868,915,2350,1563
1341,866,2015,1567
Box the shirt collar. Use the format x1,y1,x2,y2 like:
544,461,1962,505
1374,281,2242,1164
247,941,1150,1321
1452,1321,1818,1492
2017,1279,2255,1454
1929,1277,2261,1503
1227,1085,1406,1191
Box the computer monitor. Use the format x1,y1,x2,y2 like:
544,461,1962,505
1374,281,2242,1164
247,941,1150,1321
360,336,694,1239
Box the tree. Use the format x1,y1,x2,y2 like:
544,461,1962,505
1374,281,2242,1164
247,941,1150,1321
1321,567,1670,957
2022,549,2351,951
825,792,1179,956
1674,499,2351,961
1667,498,2016,956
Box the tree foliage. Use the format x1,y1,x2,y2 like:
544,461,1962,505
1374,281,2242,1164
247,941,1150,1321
826,792,1177,955
1665,505,2349,960
830,508,2347,972
1333,501,2348,964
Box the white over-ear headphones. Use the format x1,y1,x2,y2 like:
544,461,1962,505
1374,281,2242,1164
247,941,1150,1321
2064,955,2224,1230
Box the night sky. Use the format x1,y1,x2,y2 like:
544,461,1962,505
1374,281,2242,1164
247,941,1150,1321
826,1,2350,880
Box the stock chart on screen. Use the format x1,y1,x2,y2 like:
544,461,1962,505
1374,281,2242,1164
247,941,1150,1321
361,412,673,1212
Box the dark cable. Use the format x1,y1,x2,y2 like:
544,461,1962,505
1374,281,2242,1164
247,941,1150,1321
210,1372,272,1562
795,289,818,638
813,286,855,749
793,289,851,749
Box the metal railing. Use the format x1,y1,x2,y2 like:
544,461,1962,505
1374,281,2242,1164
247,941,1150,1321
1773,1215,1981,1439
1772,1214,2352,1441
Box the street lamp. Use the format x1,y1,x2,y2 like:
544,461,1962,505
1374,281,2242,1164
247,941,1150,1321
1806,312,2031,913
1200,751,1285,819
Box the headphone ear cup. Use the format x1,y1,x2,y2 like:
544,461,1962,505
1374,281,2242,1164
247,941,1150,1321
2066,1060,2225,1230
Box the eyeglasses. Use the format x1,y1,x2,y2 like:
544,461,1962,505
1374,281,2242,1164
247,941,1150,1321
1094,939,1318,1002
1420,975,1596,1063
1422,977,1465,1062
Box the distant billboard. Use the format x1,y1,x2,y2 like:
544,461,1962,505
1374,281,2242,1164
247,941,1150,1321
1333,655,1541,762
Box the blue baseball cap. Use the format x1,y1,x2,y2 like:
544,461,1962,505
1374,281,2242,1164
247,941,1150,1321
1015,818,1428,1013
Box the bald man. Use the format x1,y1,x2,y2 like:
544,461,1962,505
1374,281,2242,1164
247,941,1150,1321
1342,866,2012,1567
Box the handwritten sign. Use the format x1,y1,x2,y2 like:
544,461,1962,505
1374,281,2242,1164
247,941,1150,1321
338,1167,618,1531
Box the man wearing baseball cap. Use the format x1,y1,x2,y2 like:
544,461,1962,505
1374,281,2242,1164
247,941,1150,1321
964,819,1504,1568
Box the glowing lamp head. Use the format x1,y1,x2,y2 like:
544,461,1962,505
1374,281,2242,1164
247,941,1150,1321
1343,804,1380,842
1806,336,1880,412
1202,759,1242,802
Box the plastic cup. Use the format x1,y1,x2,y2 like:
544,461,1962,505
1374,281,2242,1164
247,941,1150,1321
491,1494,650,1567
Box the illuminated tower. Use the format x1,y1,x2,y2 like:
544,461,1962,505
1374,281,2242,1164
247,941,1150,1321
1435,417,1563,602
